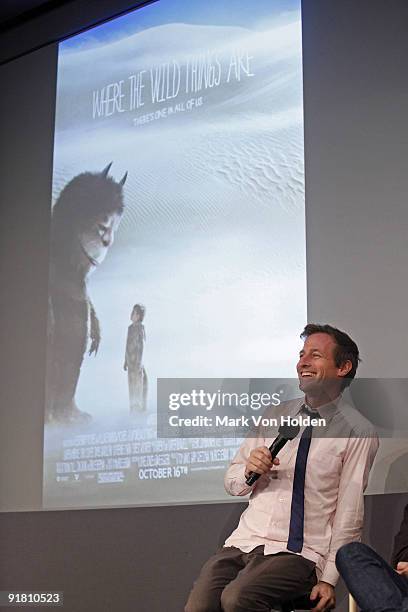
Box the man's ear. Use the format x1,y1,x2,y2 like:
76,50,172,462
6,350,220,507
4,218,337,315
338,359,352,378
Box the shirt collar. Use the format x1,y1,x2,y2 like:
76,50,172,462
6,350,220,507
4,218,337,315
293,395,341,424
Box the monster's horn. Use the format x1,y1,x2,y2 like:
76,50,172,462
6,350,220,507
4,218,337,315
119,171,128,186
101,162,113,177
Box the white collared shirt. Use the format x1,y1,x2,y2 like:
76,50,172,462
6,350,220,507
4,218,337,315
224,396,379,586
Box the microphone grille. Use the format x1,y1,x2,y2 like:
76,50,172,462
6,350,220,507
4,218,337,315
278,423,300,440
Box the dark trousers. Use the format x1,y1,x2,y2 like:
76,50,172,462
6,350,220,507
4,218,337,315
336,542,408,612
185,546,317,612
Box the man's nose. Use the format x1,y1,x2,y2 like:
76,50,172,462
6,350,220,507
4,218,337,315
298,354,310,368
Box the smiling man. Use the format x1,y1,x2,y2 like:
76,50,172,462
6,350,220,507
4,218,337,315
185,324,379,612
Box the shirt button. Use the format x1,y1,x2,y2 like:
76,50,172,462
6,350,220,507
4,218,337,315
279,497,285,502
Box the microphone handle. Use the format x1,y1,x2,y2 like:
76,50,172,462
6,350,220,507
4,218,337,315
245,435,288,486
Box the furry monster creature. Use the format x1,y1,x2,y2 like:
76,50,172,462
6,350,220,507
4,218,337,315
46,163,127,424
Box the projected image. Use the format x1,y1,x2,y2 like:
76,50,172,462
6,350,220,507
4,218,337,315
43,0,306,509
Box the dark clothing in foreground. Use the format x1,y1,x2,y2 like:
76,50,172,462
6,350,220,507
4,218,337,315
393,504,408,568
336,503,408,612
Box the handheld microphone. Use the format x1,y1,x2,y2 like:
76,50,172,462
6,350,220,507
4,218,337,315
245,423,300,486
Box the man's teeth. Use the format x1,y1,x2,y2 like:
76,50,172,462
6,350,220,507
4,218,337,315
301,372,315,377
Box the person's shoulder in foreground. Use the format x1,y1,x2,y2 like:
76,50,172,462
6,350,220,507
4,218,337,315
336,500,408,612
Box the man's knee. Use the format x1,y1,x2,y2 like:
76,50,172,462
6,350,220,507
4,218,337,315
185,579,219,612
220,581,253,612
184,601,211,612
220,586,241,612
336,542,373,572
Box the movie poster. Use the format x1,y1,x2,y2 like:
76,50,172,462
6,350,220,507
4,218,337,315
43,0,306,509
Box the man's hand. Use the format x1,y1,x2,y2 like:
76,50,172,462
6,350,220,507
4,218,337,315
244,446,280,479
310,581,335,612
396,561,408,576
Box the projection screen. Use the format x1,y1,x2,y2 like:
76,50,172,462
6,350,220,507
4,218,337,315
43,0,306,509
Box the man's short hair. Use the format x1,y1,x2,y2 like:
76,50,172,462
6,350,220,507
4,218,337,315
300,323,360,388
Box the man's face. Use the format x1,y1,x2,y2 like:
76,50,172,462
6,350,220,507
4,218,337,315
296,332,346,395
